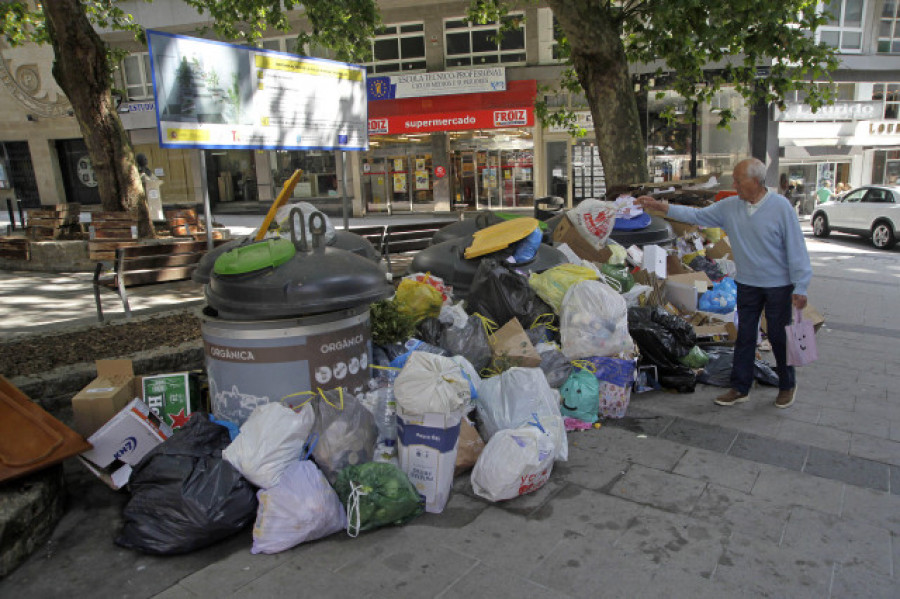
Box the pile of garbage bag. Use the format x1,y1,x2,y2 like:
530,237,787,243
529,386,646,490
110,198,793,558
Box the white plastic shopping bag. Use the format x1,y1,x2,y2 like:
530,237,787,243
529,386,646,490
567,199,618,249
393,351,472,414
560,280,633,359
786,307,818,366
251,460,346,554
223,402,314,489
475,367,568,461
471,424,556,502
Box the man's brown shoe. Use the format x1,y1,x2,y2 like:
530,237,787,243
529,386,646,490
775,387,796,409
714,389,749,406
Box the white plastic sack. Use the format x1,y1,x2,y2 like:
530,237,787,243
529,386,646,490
475,367,568,461
560,280,633,359
223,402,314,489
439,301,469,329
567,199,618,249
393,351,472,415
471,425,556,502
274,201,336,245
251,460,346,554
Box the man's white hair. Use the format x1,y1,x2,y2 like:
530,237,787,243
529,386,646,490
742,158,767,185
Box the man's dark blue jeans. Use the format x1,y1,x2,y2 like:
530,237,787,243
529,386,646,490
732,282,795,394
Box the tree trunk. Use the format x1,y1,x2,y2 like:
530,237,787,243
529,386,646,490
43,0,155,238
547,1,648,189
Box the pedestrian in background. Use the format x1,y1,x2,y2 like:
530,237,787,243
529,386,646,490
636,157,812,409
816,180,833,205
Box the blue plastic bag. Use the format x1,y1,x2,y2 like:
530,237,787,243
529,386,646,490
559,369,600,424
698,277,737,314
511,227,543,263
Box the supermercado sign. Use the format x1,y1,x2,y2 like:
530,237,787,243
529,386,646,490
146,30,367,151
369,107,533,135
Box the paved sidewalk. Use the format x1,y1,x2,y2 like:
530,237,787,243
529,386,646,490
2,225,900,598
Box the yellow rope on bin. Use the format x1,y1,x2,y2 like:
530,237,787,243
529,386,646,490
571,359,597,373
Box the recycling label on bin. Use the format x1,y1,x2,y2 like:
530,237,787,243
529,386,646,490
204,318,371,426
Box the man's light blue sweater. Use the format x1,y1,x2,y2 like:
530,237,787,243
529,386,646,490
667,193,812,295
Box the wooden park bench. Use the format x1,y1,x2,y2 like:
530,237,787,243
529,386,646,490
381,220,458,276
92,239,224,321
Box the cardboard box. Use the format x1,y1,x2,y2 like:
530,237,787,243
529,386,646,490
664,272,711,313
489,318,543,368
642,245,668,278
78,398,173,489
664,217,701,238
551,215,613,263
138,371,200,429
72,359,135,438
706,238,732,260
666,254,692,276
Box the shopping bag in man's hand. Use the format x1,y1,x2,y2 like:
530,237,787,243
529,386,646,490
785,307,818,366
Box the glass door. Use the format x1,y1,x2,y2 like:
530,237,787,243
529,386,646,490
453,150,478,209
477,150,501,209
500,149,533,208
388,156,412,212
363,157,389,213
412,153,435,207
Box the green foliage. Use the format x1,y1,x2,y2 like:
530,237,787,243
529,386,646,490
370,299,418,346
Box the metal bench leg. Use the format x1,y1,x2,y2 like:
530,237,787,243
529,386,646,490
117,276,131,318
93,262,105,322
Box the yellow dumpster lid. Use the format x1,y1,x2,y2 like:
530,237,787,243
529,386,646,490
464,217,540,259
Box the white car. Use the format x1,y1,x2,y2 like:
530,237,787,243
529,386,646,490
811,185,900,249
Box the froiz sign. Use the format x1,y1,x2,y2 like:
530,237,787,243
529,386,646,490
494,109,527,127
369,118,389,134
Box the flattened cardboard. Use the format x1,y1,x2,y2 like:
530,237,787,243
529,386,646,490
551,216,613,263
642,244,667,278
664,217,701,238
664,272,711,313
706,238,732,260
489,318,543,368
78,398,173,490
72,359,135,438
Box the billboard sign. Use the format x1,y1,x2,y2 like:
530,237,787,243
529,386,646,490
146,30,368,150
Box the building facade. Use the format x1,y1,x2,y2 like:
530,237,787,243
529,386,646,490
0,0,897,216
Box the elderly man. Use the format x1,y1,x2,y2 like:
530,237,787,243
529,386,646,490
636,158,812,408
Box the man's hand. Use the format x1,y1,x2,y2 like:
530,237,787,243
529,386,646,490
792,294,808,310
635,195,669,214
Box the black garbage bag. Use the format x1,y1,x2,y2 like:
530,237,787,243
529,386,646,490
628,307,696,393
697,347,781,387
416,317,445,346
526,324,559,346
116,414,258,555
465,258,556,330
440,314,492,371
647,308,696,358
688,255,725,281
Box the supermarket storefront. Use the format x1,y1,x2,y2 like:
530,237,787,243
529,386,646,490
365,69,537,214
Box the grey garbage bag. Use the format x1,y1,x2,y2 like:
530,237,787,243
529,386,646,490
440,314,492,371
116,414,258,555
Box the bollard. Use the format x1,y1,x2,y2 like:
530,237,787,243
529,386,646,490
16,199,24,228
6,198,15,231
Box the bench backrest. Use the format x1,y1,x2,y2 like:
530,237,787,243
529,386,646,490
346,225,386,253
383,220,457,255
112,240,225,287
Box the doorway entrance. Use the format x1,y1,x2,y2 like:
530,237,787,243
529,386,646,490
450,147,533,210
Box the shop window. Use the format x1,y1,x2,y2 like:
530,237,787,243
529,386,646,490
121,53,153,100
443,14,526,68
872,83,900,119
258,36,336,60
270,150,338,199
363,22,426,74
878,0,900,53
817,0,866,52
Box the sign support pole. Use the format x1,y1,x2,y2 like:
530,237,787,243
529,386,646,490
199,150,213,251
341,150,350,230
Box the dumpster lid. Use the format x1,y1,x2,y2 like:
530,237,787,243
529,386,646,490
464,217,540,259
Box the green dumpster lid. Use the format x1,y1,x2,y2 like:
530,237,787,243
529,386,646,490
213,238,296,275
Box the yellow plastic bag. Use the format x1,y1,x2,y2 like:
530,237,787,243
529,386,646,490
528,264,598,313
682,250,706,265
394,278,443,323
702,228,724,243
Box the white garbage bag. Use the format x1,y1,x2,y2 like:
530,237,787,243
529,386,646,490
475,367,567,461
251,460,346,554
560,279,633,359
471,424,556,502
223,402,315,489
566,199,618,249
393,351,472,414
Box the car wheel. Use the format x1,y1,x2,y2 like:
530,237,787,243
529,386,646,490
871,221,896,249
812,213,829,238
